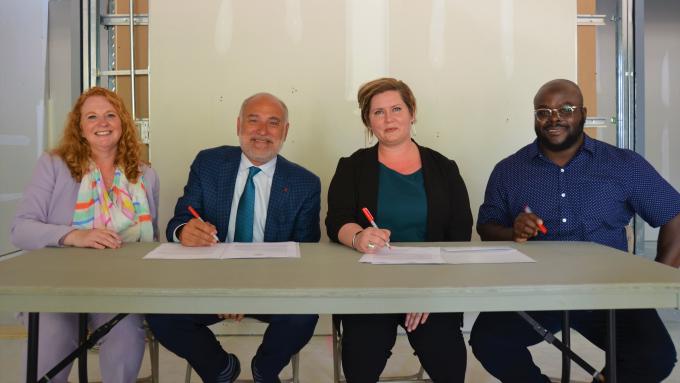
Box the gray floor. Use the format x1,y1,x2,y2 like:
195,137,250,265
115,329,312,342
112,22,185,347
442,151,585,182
1,313,680,382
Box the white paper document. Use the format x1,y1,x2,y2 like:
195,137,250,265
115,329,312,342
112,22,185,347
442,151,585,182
359,246,534,265
359,246,444,264
440,246,535,264
144,242,300,260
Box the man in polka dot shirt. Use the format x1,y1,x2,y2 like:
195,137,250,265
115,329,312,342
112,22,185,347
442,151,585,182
469,79,680,383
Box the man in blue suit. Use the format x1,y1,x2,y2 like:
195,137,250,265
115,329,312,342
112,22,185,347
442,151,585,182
147,93,321,383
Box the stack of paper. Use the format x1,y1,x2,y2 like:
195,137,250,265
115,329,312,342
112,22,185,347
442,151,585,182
359,246,443,264
359,246,534,265
143,242,300,260
440,246,535,264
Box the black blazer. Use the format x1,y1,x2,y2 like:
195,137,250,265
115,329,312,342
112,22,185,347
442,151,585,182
325,142,473,243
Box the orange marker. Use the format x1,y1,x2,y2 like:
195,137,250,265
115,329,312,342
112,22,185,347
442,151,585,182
524,205,548,235
188,205,219,241
361,207,391,249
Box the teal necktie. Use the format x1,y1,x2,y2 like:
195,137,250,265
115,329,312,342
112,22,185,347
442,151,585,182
234,166,261,242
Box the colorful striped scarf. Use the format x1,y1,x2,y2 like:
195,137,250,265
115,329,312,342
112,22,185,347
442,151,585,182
72,165,154,242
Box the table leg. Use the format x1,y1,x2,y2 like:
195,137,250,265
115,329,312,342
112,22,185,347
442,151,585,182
26,312,39,383
607,309,617,383
78,313,88,383
561,311,571,383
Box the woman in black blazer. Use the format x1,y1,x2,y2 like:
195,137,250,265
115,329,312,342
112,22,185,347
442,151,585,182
326,77,473,382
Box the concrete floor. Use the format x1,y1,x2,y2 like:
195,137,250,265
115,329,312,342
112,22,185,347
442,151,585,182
1,313,680,382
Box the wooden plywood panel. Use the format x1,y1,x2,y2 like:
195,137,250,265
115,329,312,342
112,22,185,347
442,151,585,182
114,0,149,160
578,0,598,138
114,0,148,117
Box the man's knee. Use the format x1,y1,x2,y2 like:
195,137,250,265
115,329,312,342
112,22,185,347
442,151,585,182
279,314,318,330
469,320,496,357
652,355,676,383
628,347,676,382
145,314,177,340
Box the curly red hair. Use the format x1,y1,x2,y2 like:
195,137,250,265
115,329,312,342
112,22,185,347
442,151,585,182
52,87,145,182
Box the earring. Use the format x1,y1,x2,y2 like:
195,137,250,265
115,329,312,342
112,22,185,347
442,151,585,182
365,129,375,147
410,122,417,137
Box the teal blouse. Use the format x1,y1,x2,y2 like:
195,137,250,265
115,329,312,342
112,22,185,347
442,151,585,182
376,163,427,242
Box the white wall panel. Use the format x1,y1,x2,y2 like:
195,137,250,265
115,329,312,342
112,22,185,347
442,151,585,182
149,1,577,240
0,0,48,255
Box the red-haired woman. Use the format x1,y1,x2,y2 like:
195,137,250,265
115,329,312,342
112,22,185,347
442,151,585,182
11,87,159,382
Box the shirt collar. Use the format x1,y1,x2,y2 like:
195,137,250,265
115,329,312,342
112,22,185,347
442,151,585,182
529,133,596,161
581,133,596,155
239,153,277,178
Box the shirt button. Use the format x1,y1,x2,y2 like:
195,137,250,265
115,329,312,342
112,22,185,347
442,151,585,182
562,218,567,223
561,193,566,197
560,169,565,173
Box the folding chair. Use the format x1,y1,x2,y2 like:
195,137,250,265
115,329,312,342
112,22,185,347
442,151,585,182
183,318,300,383
527,311,598,383
85,318,159,383
332,316,431,383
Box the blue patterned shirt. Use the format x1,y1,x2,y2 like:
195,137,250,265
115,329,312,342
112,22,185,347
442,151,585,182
477,135,680,251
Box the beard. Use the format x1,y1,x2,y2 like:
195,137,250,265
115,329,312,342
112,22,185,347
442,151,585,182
239,135,284,165
535,122,585,152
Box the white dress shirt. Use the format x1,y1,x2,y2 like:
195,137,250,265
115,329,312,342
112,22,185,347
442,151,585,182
172,153,277,243
226,154,276,243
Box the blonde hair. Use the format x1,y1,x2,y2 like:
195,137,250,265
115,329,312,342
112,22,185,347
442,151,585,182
357,77,417,129
52,87,144,182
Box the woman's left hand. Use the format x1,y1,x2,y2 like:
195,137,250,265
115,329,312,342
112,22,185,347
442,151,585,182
404,312,429,332
62,228,122,249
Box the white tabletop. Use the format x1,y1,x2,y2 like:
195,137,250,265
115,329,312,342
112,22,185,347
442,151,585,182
1,241,680,314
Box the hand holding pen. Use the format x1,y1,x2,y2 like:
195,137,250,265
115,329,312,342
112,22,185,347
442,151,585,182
513,205,548,242
360,207,392,251
179,205,219,246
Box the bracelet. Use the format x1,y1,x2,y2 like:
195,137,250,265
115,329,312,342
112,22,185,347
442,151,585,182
351,230,363,250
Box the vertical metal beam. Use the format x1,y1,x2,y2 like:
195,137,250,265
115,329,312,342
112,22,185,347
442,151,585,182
634,0,645,156
81,0,90,90
89,0,98,89
129,0,136,119
616,0,634,151
107,0,116,90
617,0,646,254
633,0,646,256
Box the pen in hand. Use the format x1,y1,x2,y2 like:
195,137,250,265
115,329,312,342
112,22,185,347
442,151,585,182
361,207,391,249
187,205,220,242
523,205,548,235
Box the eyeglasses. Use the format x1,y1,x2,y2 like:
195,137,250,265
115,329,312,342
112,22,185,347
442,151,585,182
534,105,583,122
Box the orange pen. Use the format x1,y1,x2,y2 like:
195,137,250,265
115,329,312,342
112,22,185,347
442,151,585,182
188,205,219,241
361,207,391,249
524,205,548,235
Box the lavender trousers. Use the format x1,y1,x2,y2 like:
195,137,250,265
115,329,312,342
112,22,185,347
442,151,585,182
18,312,146,383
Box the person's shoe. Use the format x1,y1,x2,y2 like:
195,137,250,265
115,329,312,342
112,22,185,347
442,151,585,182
216,353,241,383
251,355,281,383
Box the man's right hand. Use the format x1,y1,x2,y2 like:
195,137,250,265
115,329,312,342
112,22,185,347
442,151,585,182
512,212,544,242
218,314,245,321
179,218,218,246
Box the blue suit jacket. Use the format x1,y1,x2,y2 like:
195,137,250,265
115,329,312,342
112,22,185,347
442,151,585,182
167,146,321,243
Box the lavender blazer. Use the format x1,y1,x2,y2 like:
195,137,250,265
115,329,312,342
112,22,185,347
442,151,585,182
11,153,160,250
